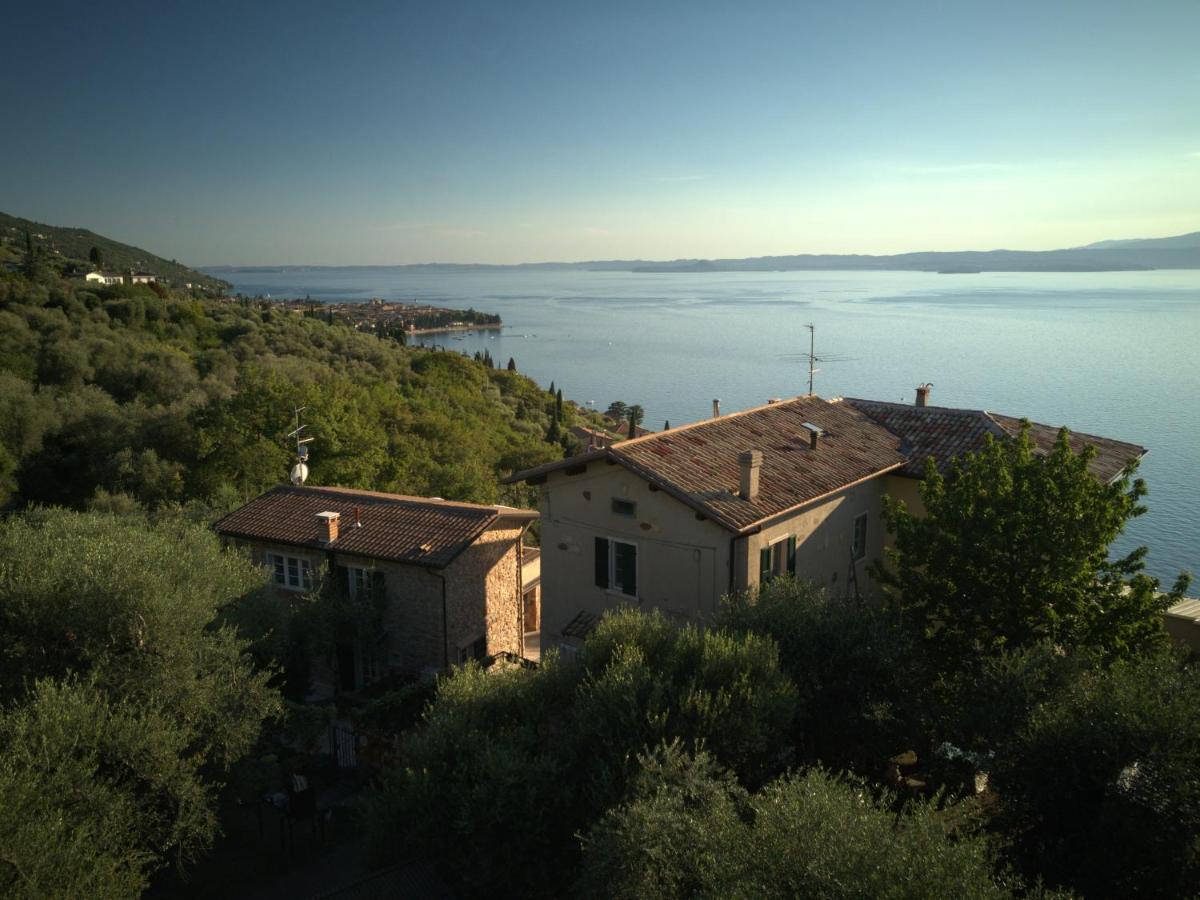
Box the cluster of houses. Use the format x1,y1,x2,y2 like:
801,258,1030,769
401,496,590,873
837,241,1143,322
82,270,158,285
214,384,1195,698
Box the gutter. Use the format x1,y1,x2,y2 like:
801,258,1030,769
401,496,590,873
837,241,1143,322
432,569,449,670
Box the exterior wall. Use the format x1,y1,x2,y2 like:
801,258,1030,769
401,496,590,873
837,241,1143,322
536,462,733,650
744,478,889,597
224,526,526,686
522,550,541,633
883,474,925,521
442,524,525,662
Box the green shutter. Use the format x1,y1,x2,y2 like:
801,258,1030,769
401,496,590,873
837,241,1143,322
335,564,350,596
594,537,610,588
786,536,797,575
371,570,387,604
614,541,637,597
759,547,771,584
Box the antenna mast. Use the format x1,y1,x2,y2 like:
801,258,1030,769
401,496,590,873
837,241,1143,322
287,405,314,485
805,324,816,395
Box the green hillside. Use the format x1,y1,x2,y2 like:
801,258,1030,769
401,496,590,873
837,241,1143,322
0,210,230,292
0,264,583,513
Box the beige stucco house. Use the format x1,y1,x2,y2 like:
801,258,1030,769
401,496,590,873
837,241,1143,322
507,389,1144,653
215,485,537,691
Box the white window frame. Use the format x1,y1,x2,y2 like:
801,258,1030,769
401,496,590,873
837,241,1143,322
268,552,313,591
852,513,868,561
605,537,638,599
347,565,372,600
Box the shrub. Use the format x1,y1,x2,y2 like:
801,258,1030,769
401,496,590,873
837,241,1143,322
994,648,1200,898
578,742,1036,900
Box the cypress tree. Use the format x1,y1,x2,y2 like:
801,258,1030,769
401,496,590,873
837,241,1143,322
507,357,517,372
555,389,563,421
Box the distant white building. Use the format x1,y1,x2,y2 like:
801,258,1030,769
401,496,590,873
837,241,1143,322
84,271,124,285
130,272,157,284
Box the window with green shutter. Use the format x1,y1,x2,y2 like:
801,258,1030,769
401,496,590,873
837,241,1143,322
595,536,637,597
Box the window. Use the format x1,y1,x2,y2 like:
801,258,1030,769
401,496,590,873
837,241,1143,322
337,564,385,602
852,513,868,561
458,635,487,664
594,536,637,597
611,498,637,517
758,536,797,584
348,566,371,600
268,553,312,591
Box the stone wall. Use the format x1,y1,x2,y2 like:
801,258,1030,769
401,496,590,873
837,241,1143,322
444,523,525,660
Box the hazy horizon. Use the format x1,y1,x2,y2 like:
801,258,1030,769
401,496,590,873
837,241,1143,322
4,0,1198,267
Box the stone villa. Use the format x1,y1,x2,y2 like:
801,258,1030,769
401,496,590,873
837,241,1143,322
215,485,538,692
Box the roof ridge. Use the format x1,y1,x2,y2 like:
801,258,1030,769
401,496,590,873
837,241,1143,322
611,394,814,452
284,484,512,514
843,397,992,418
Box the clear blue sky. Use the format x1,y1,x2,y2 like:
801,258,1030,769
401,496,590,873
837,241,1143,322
2,0,1197,265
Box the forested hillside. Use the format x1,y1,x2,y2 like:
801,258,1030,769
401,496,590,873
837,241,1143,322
0,210,230,291
0,265,572,514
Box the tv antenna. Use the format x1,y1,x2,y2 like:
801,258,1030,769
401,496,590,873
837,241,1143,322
287,405,314,485
778,324,854,395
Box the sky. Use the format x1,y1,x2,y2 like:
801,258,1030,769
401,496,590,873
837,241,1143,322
2,0,1198,265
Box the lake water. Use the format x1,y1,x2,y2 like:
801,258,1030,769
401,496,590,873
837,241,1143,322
212,266,1200,583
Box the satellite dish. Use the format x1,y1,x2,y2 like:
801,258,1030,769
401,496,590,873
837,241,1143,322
290,462,309,485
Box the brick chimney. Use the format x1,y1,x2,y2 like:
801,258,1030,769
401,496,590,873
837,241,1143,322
738,450,762,501
316,511,340,544
915,383,932,407
712,398,721,418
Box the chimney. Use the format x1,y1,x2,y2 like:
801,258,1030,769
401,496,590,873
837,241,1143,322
712,398,721,418
803,422,822,449
353,505,362,528
915,383,933,407
316,511,340,544
738,450,762,501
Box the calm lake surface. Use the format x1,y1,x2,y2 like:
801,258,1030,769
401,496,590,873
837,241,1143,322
213,267,1200,583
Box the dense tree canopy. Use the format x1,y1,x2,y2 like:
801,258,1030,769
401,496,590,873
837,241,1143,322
0,509,282,897
363,609,797,895
874,422,1189,672
578,743,1037,900
0,267,570,512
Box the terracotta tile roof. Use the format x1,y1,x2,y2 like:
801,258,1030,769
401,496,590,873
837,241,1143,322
509,396,907,533
213,485,536,568
844,399,1145,483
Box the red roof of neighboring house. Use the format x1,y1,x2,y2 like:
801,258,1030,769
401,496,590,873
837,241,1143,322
214,485,536,568
843,399,1145,483
508,396,907,533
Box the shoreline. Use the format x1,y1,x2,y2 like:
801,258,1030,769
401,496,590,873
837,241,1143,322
408,322,504,336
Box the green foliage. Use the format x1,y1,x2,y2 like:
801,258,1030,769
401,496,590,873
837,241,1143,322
362,609,797,895
994,648,1200,898
0,508,283,895
0,270,563,511
577,742,1034,900
874,422,1187,674
0,679,211,898
721,578,923,773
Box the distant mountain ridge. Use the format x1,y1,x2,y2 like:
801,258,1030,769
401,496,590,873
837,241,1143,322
1,210,229,291
204,230,1200,275
1079,232,1200,250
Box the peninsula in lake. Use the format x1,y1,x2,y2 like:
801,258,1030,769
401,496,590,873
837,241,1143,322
204,231,1200,276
